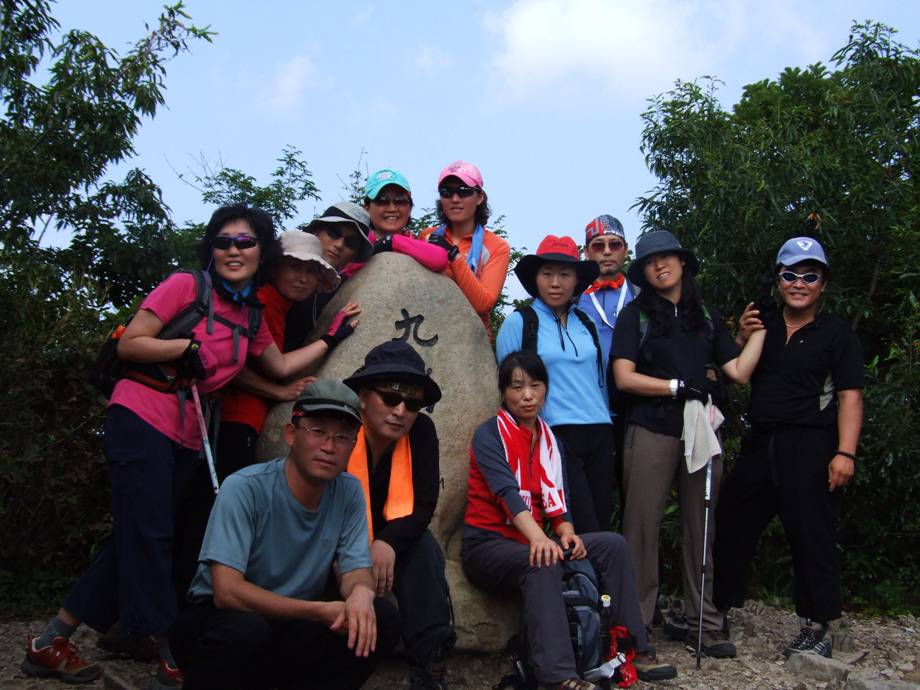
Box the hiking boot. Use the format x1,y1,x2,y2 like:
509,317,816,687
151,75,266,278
662,613,689,642
21,636,102,684
544,680,598,690
784,626,832,658
96,629,159,662
147,658,183,689
634,647,678,682
409,663,448,690
685,630,737,659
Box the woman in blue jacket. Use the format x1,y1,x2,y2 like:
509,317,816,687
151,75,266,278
496,235,613,533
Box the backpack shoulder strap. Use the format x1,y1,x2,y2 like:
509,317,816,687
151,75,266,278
573,307,604,379
515,305,539,353
159,269,211,340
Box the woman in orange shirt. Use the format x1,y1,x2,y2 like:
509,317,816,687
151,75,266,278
420,161,510,333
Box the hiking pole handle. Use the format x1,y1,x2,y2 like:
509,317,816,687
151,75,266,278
191,383,219,495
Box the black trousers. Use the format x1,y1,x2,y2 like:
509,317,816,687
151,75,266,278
461,532,647,685
170,597,400,690
552,424,616,533
392,530,455,666
713,425,842,622
172,422,261,608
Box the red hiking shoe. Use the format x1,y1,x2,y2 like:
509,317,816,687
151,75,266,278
21,635,102,684
153,657,184,688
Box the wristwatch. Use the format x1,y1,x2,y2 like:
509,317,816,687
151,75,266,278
668,378,679,398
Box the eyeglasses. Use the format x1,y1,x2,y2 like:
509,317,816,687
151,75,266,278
212,235,259,250
373,387,426,412
778,270,822,285
295,424,356,448
438,185,479,199
372,195,411,208
321,224,365,253
589,239,625,252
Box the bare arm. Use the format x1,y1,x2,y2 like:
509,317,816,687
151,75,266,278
338,568,378,657
233,367,313,402
511,510,565,566
612,358,671,397
211,563,343,625
829,389,863,491
720,329,767,384
116,309,190,363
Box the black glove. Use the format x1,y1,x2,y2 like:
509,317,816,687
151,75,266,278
427,233,460,261
676,378,711,403
179,339,207,381
752,294,779,324
373,234,393,254
320,310,355,350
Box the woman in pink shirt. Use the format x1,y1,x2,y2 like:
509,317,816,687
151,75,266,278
22,204,359,689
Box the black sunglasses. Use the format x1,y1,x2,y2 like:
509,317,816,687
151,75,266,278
373,387,426,412
778,270,822,285
322,224,365,252
372,195,412,208
212,234,259,251
438,185,479,199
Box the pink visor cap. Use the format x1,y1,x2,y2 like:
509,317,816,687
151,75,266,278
437,160,484,189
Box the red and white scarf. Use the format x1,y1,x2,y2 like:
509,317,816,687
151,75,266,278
495,408,567,519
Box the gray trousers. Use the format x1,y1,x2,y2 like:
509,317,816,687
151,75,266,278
462,531,648,685
622,423,723,632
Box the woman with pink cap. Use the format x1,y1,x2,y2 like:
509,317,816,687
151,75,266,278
420,161,510,333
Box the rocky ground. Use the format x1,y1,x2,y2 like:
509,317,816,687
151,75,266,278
1,600,918,690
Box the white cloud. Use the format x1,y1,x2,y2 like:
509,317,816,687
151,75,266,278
269,54,318,110
485,0,746,100
352,5,375,25
415,44,454,73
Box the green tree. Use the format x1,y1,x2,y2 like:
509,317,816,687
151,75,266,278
636,21,920,607
0,0,213,613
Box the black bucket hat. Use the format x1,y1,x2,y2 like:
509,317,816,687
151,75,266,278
513,234,600,299
626,229,699,289
343,340,442,405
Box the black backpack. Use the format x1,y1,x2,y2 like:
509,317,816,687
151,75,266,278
91,269,263,398
495,559,632,689
516,305,604,385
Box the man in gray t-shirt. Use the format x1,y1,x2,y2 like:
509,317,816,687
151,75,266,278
170,381,400,690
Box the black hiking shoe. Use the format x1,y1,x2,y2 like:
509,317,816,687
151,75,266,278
634,647,678,682
662,613,689,642
784,626,832,658
686,630,737,659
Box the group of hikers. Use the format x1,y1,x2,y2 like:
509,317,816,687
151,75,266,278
22,160,864,690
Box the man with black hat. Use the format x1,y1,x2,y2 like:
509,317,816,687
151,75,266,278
169,380,399,690
343,340,455,690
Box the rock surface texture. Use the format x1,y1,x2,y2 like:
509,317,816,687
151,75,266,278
256,252,516,651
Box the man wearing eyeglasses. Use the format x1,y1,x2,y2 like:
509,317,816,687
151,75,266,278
714,236,864,660
344,340,455,690
169,380,399,690
577,215,638,394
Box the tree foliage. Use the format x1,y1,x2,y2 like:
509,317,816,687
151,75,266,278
636,21,920,607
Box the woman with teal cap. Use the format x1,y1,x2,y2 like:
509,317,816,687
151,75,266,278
341,168,449,278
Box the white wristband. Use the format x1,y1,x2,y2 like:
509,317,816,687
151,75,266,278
668,378,679,398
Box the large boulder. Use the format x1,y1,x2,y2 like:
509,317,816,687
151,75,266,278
257,252,519,651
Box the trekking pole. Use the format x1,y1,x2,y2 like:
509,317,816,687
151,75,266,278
190,382,219,495
696,456,713,668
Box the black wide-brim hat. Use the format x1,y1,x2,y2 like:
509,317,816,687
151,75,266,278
343,340,442,405
513,235,600,299
626,229,699,289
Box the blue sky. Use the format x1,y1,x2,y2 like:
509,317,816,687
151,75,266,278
52,0,919,301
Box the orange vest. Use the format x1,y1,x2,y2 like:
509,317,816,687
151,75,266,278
348,429,414,542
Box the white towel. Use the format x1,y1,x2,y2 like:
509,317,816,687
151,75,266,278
681,398,725,474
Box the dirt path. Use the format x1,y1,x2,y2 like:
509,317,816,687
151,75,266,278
2,601,918,689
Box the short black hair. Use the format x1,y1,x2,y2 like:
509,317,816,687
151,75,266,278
497,350,549,394
197,204,277,282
